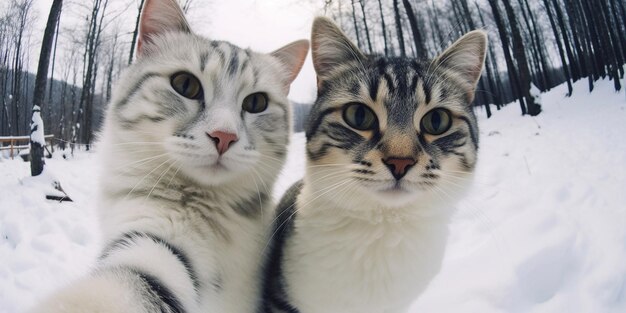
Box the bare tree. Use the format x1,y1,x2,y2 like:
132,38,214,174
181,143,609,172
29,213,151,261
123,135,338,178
73,0,110,150
350,0,363,50
501,0,541,115
393,0,406,57
358,0,373,53
9,0,35,135
543,0,573,96
377,0,389,55
46,16,60,128
402,0,426,59
0,8,12,135
128,0,146,65
30,0,63,176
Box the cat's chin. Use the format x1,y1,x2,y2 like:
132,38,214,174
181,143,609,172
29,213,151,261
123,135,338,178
371,188,424,208
353,180,452,210
178,163,249,187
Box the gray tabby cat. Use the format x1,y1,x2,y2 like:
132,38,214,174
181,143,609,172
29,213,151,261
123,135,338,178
262,17,487,313
29,0,308,312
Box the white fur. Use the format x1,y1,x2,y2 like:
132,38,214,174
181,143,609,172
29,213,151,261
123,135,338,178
279,159,471,313
28,1,308,312
30,270,161,313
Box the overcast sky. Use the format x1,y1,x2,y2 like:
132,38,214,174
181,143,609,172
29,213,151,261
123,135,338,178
31,0,322,103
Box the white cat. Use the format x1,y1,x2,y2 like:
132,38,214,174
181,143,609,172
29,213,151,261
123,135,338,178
29,0,308,312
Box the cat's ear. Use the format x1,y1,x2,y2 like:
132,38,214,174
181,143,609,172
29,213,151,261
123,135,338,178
271,39,310,93
432,30,488,99
136,0,191,57
311,17,365,83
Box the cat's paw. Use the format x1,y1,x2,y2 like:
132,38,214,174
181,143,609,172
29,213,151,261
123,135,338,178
28,272,146,313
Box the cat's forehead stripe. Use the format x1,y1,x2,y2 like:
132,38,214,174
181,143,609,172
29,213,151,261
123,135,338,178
382,72,395,94
227,50,240,77
115,72,161,109
199,51,209,72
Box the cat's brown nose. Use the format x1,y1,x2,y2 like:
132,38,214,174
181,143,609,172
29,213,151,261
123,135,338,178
207,131,238,155
383,158,416,180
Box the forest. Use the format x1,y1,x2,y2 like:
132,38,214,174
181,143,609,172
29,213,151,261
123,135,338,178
1,0,625,150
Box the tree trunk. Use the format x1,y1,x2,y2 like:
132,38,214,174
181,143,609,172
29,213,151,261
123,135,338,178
128,0,146,65
501,0,541,115
358,0,373,54
551,0,579,81
30,0,63,176
580,0,605,79
377,0,389,55
526,0,551,89
77,0,109,149
429,1,445,52
46,14,60,135
543,0,573,95
393,0,406,57
402,0,426,59
597,0,622,90
516,0,542,88
350,0,363,50
563,0,587,78
487,0,527,114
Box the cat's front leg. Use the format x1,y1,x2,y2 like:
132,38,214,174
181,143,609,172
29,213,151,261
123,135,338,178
29,267,177,313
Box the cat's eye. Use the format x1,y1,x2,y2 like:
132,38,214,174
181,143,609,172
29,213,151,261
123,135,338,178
343,103,378,131
170,72,203,99
421,108,452,135
242,92,269,113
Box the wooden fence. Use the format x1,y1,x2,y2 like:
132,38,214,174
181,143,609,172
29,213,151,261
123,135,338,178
0,135,54,159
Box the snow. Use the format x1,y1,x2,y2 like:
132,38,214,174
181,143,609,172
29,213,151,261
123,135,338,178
29,105,46,146
1,78,625,312
0,153,100,313
410,79,626,313
531,83,542,107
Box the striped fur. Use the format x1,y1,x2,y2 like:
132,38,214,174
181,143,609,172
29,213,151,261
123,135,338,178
262,17,487,313
29,1,308,313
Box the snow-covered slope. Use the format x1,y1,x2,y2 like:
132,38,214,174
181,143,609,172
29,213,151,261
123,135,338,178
410,80,626,312
1,78,625,312
0,153,100,313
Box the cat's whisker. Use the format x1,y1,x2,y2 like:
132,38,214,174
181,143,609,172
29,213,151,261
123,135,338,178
306,170,351,186
436,172,494,190
113,154,170,173
113,153,169,172
305,163,354,169
145,160,178,202
431,183,502,251
258,154,288,164
267,176,351,230
123,158,172,201
165,162,183,190
248,169,265,221
435,171,475,181
329,178,362,211
112,146,164,152
112,142,163,146
251,168,271,196
433,175,474,192
263,178,353,255
111,149,166,157
436,168,492,182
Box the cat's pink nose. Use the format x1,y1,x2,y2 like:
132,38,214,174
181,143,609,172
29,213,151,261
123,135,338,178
383,157,416,180
207,131,238,155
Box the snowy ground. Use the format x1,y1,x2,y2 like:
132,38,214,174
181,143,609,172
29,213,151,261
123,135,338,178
1,78,625,312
